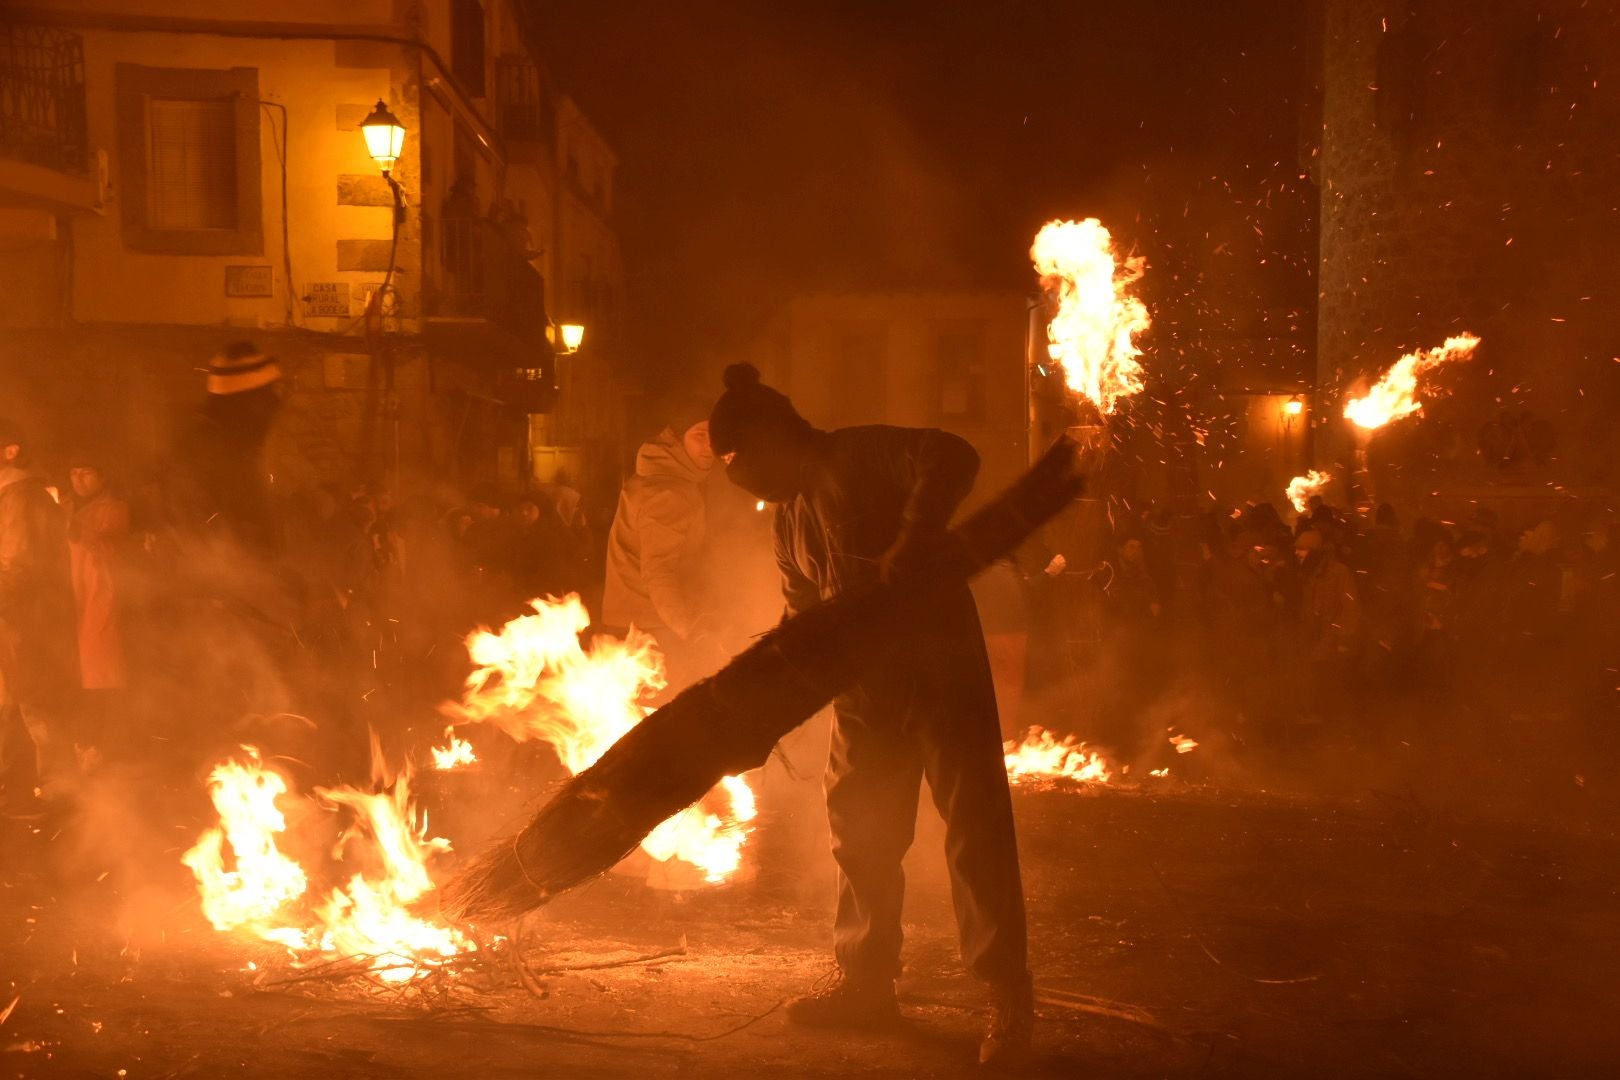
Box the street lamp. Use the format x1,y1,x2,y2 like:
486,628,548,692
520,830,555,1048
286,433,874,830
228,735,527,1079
361,99,407,225
549,323,586,354
1283,396,1305,417
361,99,406,174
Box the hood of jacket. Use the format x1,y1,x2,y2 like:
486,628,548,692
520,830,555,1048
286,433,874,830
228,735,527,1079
635,426,707,484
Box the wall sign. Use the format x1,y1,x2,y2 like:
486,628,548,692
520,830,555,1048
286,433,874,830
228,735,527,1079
225,265,274,297
304,282,353,318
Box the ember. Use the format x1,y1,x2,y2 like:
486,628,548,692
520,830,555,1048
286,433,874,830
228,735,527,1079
1003,726,1112,784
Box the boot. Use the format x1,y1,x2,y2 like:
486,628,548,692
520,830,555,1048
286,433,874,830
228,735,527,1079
785,971,900,1029
978,976,1034,1069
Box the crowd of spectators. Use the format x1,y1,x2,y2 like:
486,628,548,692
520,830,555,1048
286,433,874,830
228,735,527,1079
1027,492,1619,754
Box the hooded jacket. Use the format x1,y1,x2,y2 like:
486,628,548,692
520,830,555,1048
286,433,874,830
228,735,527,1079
601,427,709,639
0,466,78,705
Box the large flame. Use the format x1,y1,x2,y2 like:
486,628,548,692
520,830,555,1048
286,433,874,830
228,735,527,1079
183,749,471,981
442,596,757,883
1286,469,1334,514
1343,333,1481,430
1030,218,1150,416
1003,726,1112,784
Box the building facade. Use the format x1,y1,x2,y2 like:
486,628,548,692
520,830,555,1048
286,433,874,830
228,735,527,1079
755,292,1030,502
0,0,624,498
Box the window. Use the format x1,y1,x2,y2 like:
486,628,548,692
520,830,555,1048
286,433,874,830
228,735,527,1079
451,0,487,97
146,98,236,229
116,65,261,255
934,320,987,423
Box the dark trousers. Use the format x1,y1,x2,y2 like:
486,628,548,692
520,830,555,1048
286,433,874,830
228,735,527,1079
0,702,53,803
825,620,1030,989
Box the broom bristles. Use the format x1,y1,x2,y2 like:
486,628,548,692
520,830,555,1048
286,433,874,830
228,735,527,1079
440,436,1086,924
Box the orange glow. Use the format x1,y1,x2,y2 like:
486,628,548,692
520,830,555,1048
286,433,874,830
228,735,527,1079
1343,333,1481,430
1286,469,1333,514
1030,218,1150,416
183,748,471,981
1003,726,1112,784
443,596,757,883
1283,398,1305,417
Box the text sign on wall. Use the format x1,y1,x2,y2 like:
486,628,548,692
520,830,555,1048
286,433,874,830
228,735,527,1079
225,265,273,297
304,282,353,318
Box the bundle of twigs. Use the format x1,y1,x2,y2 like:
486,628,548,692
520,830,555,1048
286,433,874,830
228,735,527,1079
439,436,1086,923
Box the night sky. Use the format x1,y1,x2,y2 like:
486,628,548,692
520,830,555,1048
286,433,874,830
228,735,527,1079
531,1,1316,393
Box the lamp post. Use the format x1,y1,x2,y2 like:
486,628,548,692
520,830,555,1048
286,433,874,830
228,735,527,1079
360,99,407,487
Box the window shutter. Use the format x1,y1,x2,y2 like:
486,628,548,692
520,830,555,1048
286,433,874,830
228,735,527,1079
146,96,237,230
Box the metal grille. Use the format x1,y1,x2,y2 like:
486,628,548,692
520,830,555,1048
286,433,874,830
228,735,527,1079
0,23,89,174
496,55,552,143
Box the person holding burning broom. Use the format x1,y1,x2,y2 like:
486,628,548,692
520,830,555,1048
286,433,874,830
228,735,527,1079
707,363,1035,1068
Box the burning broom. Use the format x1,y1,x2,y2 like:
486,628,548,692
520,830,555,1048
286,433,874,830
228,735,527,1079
439,435,1088,923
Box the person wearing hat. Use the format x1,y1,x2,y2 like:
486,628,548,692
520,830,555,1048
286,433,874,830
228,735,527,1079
601,400,726,687
0,418,79,818
173,341,284,554
708,363,1034,1068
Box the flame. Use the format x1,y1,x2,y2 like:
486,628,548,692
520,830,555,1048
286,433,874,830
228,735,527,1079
1169,733,1199,754
1343,333,1481,430
430,731,477,770
1030,218,1150,416
1286,469,1334,514
183,748,471,981
182,750,308,938
1003,726,1112,784
444,596,756,883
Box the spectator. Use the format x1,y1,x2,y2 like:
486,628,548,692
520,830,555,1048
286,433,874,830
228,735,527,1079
64,452,131,696
602,407,725,687
1294,527,1361,724
0,419,79,817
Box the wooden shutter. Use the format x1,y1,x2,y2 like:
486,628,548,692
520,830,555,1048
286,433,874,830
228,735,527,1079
146,97,238,230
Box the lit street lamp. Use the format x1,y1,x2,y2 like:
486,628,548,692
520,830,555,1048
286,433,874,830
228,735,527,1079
361,99,407,224
549,323,586,354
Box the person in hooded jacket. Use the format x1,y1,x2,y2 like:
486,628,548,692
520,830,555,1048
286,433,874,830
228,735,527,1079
601,404,724,687
707,363,1033,1069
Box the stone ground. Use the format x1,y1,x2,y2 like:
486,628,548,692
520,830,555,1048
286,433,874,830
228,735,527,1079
5,762,1620,1079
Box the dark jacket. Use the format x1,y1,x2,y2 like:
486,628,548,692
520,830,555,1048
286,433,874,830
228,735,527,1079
774,426,979,615
0,467,78,705
602,427,709,638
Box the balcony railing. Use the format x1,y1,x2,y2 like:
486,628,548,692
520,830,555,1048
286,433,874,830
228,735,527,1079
0,24,88,175
496,55,553,144
434,216,549,343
